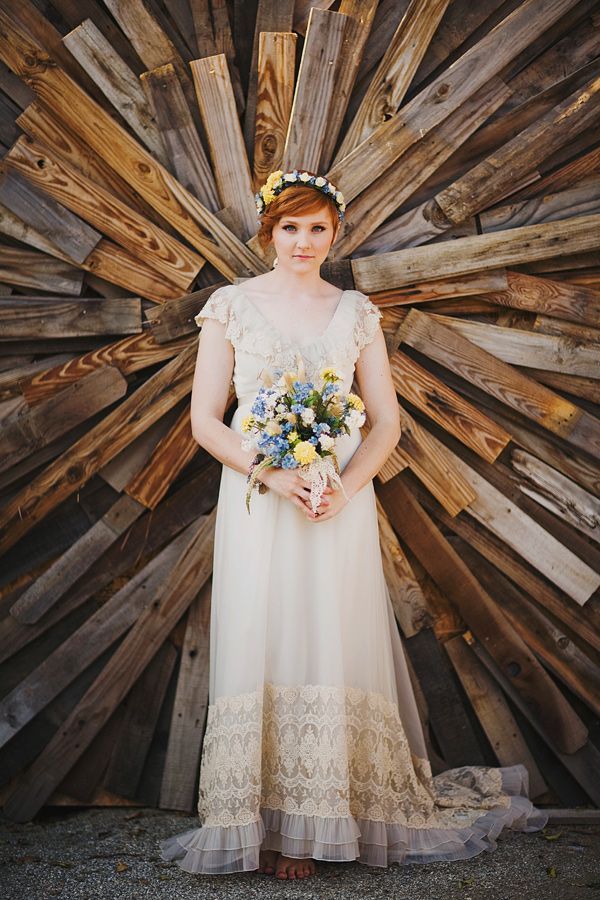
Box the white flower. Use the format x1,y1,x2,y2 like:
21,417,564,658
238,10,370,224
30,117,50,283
315,176,326,187
319,434,335,450
334,190,343,202
300,407,315,424
275,403,286,413
284,172,296,181
299,171,311,182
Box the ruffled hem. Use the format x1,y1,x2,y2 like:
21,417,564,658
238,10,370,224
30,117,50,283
158,764,548,875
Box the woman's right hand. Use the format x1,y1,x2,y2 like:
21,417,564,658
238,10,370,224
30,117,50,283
259,466,332,519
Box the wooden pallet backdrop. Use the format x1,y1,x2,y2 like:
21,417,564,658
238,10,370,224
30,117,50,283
0,0,599,822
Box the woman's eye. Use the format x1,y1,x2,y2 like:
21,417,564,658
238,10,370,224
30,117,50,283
283,225,324,231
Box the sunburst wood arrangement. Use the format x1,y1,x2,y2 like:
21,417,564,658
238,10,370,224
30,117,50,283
0,0,599,822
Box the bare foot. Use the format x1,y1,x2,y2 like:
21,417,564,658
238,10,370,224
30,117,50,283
275,852,317,879
258,848,278,874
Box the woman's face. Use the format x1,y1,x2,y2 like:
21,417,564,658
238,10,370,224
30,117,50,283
270,210,338,271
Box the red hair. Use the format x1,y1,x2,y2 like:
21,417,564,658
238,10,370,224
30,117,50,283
256,179,340,252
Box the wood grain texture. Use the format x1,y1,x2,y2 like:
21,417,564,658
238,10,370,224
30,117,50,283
254,31,296,189
190,54,256,240
0,297,141,339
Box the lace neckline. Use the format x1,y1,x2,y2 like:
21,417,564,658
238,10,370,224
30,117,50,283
230,285,349,348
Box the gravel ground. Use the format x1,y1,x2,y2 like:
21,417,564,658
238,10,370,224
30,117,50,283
1,807,599,900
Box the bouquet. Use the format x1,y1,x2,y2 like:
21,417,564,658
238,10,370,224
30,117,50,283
241,353,366,514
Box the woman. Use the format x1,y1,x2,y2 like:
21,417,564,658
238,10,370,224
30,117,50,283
159,169,547,880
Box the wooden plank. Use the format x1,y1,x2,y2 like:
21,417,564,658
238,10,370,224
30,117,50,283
190,54,256,241
50,0,145,74
0,525,194,749
318,0,379,170
352,214,600,291
427,313,600,378
393,403,477,516
104,641,177,799
466,630,600,806
20,332,193,405
140,63,220,211
126,409,198,509
160,583,210,810
144,281,228,343
5,136,203,292
326,0,581,202
0,12,266,282
336,0,451,159
396,308,599,457
480,176,600,234
377,474,589,755
0,297,141,340
0,245,83,295
0,344,196,556
482,270,600,328
62,18,169,165
446,448,600,606
0,354,73,401
511,448,600,546
376,496,431,639
281,8,347,173
337,78,511,257
254,31,296,189
241,0,295,159
445,635,547,799
0,366,128,475
101,0,198,116
0,165,101,264
459,541,600,718
1,511,215,821
390,349,511,463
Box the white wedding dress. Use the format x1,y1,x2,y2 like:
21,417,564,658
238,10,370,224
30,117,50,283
159,284,547,874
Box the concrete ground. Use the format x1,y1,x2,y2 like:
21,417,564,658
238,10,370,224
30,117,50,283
1,807,599,900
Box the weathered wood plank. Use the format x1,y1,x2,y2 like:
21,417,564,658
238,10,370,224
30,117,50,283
144,281,228,343
62,18,169,165
445,634,547,798
190,54,256,241
0,344,196,556
377,474,589,755
327,0,581,202
390,349,511,463
0,297,141,340
140,63,220,211
395,308,594,449
0,165,102,264
480,176,600,234
254,31,296,189
20,333,193,405
511,448,600,545
281,8,346,173
428,313,600,378
5,135,203,292
337,0,450,159
0,366,128,475
2,511,215,821
0,12,266,281
482,270,600,328
0,245,84,295
160,583,211,810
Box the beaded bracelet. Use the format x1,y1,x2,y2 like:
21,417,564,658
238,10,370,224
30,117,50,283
247,453,268,495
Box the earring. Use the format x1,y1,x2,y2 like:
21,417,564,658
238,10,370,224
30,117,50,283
272,256,278,269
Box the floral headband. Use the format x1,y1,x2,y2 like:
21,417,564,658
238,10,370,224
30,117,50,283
255,169,346,223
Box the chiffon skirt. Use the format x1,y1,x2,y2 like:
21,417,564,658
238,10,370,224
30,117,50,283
159,403,548,874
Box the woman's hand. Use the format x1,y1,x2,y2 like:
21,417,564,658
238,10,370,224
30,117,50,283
259,467,334,520
307,479,350,522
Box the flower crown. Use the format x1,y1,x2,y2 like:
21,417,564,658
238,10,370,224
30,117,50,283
255,169,346,223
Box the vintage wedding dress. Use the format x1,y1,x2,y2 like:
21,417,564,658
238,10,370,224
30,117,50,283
159,283,547,874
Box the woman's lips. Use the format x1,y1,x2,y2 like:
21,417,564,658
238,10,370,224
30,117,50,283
294,255,313,258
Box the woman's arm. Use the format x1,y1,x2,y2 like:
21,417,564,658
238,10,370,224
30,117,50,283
340,327,401,500
190,318,256,476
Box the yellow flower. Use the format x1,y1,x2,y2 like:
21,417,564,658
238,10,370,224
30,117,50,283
347,392,365,412
285,412,297,424
320,366,342,382
294,441,318,465
288,430,299,443
241,415,254,432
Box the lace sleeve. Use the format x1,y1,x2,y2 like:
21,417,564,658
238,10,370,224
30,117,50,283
194,285,234,330
354,293,383,353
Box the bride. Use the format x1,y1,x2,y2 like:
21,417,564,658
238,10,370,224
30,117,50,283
159,170,546,880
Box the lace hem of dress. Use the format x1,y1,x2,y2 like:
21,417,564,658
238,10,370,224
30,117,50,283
158,765,548,874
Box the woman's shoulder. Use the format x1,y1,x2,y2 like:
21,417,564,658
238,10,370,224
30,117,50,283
194,283,242,328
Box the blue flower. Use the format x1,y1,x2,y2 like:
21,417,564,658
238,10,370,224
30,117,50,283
282,453,298,468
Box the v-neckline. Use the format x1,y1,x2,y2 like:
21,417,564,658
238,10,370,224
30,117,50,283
233,285,348,347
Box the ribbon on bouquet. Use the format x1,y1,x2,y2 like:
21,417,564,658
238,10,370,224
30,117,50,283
245,452,350,514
